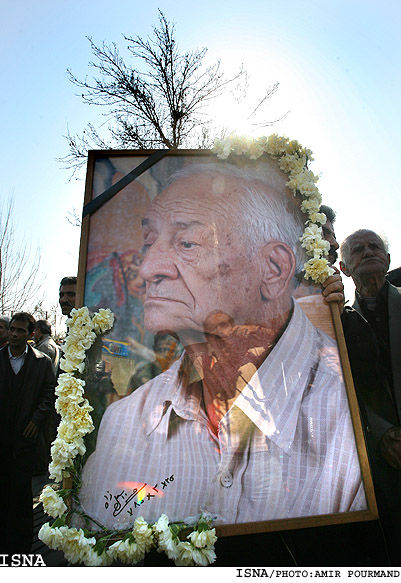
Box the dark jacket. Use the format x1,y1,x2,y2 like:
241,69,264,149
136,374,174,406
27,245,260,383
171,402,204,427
0,344,55,445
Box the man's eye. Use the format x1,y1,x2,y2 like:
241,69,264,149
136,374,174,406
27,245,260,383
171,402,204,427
181,241,198,249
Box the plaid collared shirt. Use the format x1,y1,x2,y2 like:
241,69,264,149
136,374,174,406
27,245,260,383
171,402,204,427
79,302,366,531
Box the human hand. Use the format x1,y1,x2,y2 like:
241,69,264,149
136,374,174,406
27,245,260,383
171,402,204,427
23,420,39,439
379,426,401,469
321,268,345,310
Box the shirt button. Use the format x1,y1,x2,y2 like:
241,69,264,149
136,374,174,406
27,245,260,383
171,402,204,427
220,472,233,488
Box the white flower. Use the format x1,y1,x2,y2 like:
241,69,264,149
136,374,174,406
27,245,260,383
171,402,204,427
212,138,232,160
38,523,70,550
57,408,94,440
84,547,113,567
108,537,146,564
192,546,217,566
175,541,195,566
300,225,330,256
67,307,93,330
301,198,321,214
158,531,181,560
92,308,114,334
153,513,170,534
304,257,334,284
60,356,86,374
55,374,86,400
61,527,97,565
188,528,217,548
246,140,265,160
40,486,68,519
308,212,327,225
265,134,290,156
49,436,86,481
133,517,155,552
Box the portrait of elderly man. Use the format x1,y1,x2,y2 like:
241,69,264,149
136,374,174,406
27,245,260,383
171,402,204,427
78,158,367,531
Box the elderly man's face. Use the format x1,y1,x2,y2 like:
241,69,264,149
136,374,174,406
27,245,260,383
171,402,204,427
139,174,267,338
344,231,390,281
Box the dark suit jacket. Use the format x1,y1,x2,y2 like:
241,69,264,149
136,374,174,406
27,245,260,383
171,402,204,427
346,283,401,449
341,284,401,564
0,344,55,448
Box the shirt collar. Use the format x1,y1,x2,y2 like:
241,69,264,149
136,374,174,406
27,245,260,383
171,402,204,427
234,301,317,454
147,301,320,455
146,354,205,436
356,280,389,304
8,344,28,359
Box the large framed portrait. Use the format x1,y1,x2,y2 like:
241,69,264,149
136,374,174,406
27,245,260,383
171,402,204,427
73,147,377,540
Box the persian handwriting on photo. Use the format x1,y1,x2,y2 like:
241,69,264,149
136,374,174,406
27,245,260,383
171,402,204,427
112,483,150,517
103,478,173,516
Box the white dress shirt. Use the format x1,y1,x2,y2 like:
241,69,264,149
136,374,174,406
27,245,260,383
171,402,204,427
8,344,28,375
78,302,367,531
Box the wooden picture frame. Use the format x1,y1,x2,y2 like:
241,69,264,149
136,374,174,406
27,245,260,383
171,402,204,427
74,149,378,538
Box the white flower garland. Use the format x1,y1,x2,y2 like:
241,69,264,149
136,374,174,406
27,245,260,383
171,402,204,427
39,306,217,567
212,134,334,284
40,136,330,564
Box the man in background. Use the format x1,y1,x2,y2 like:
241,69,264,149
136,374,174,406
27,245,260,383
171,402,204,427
34,319,60,374
0,312,55,555
320,204,339,265
59,276,77,317
0,315,10,349
340,228,401,564
33,319,60,475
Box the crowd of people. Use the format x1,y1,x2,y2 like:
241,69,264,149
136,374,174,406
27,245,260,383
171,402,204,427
0,276,77,556
0,195,400,568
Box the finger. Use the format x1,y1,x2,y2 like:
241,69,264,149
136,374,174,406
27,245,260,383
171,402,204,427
322,292,345,304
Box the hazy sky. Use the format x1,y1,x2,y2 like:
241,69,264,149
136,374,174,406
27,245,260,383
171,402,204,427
1,0,400,311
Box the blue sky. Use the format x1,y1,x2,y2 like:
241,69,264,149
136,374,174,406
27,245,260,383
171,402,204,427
1,0,400,310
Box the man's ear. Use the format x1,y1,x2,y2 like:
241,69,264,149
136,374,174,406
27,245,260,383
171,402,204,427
339,260,351,277
260,241,296,300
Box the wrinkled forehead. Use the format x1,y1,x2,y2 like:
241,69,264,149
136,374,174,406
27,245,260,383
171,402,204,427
350,231,385,249
145,173,249,224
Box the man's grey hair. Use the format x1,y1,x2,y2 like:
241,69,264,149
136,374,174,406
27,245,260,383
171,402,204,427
0,315,10,328
167,162,308,275
340,229,389,269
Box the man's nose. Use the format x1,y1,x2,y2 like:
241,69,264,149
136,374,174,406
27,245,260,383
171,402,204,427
326,233,339,250
139,241,179,282
362,244,375,256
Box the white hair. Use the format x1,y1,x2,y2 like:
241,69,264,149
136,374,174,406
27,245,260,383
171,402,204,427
167,162,307,275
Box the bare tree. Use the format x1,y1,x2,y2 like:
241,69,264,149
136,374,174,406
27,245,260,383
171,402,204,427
0,198,44,315
60,10,283,178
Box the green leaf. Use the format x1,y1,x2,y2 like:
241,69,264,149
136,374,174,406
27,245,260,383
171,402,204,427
50,516,66,528
169,523,183,539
